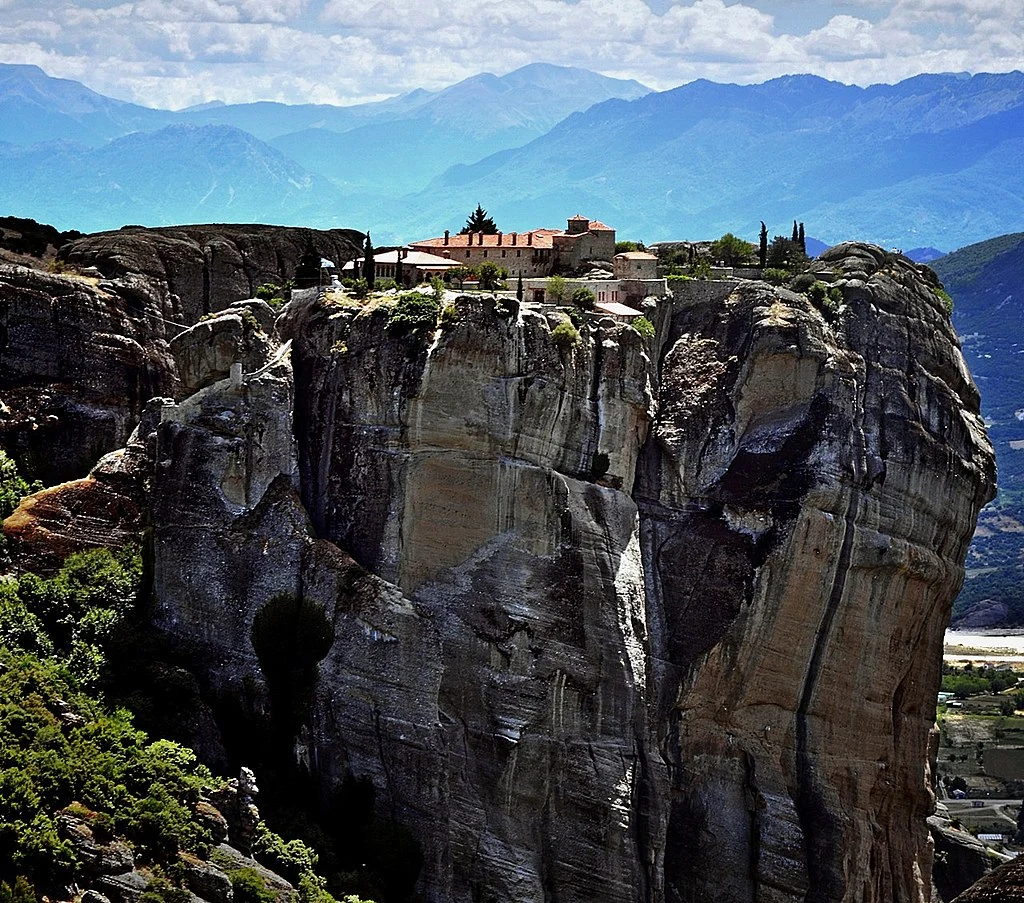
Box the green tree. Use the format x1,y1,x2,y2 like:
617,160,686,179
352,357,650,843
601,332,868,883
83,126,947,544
545,275,568,303
571,287,595,310
476,261,505,290
0,450,39,519
798,222,806,255
710,233,755,267
459,204,498,235
448,266,473,290
759,221,768,268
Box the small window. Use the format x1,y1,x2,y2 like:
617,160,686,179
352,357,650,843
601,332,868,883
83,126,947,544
501,250,506,258
516,250,521,257
466,250,471,258
483,250,488,258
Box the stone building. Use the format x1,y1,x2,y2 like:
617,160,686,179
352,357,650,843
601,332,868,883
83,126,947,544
341,248,460,286
409,216,615,277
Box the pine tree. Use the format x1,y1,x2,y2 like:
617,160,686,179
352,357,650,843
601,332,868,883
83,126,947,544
459,204,498,235
759,222,768,268
362,233,375,288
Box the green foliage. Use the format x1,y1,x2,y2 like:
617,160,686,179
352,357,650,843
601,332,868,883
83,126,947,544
475,261,506,291
255,283,288,308
935,286,954,315
789,273,816,293
631,316,655,339
138,873,193,903
709,233,755,267
550,320,580,351
0,451,40,520
545,275,568,303
439,304,459,329
447,267,473,289
571,287,595,310
383,292,441,337
761,268,791,285
687,257,711,279
0,650,221,890
665,274,693,288
614,241,645,253
230,868,277,903
766,235,808,272
458,204,498,235
0,877,35,903
428,275,446,298
347,278,369,300
941,663,1018,697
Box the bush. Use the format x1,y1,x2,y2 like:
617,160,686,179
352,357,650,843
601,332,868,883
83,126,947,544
0,450,39,519
935,286,954,316
789,273,816,293
230,868,277,903
550,320,580,351
383,292,441,337
761,268,790,285
631,316,655,339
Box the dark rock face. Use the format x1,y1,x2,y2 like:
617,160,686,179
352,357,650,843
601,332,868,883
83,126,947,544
60,224,363,324
2,242,996,903
0,263,176,484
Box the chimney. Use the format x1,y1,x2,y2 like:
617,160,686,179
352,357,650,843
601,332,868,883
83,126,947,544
528,232,533,246
478,231,484,246
444,230,449,246
511,233,517,246
497,232,503,246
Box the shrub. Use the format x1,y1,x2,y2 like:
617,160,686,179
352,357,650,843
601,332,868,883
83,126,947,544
0,450,39,519
551,320,580,351
935,286,954,316
229,868,277,903
761,268,790,285
383,292,441,337
631,316,655,339
789,273,816,293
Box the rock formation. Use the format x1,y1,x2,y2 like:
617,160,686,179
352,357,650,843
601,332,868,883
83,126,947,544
2,242,996,902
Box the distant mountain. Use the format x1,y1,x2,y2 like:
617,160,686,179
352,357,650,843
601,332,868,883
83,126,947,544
0,125,347,232
905,247,945,263
932,234,1024,626
398,72,1024,249
0,64,171,146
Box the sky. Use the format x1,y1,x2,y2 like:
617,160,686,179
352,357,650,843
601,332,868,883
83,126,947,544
1,0,1022,109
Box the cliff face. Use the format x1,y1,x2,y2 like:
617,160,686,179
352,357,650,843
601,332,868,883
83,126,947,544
3,243,995,902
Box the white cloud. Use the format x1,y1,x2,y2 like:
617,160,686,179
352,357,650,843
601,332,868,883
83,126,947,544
0,0,1022,107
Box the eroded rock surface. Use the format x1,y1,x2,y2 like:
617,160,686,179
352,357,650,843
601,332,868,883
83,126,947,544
3,243,996,903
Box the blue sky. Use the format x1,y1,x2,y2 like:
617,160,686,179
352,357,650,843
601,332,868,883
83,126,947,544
1,0,1022,108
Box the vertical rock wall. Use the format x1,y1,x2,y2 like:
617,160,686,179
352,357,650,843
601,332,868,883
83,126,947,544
8,243,994,902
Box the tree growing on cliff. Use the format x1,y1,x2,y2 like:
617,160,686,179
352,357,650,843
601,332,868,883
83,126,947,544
459,204,498,235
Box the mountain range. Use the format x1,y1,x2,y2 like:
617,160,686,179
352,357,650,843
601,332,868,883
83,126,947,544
933,234,1024,626
2,64,1024,248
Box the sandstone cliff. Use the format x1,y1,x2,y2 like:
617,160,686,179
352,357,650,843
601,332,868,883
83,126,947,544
2,243,995,903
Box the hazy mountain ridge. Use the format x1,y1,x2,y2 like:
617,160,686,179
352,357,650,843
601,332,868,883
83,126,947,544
2,65,1024,248
933,234,1024,626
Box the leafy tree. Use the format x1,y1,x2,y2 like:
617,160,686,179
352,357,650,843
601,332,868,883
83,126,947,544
362,234,375,289
458,205,498,235
550,320,580,350
759,221,768,268
709,233,755,267
0,450,39,519
545,275,568,303
766,235,807,272
475,261,506,291
448,266,473,290
615,240,645,253
632,316,655,339
571,287,595,310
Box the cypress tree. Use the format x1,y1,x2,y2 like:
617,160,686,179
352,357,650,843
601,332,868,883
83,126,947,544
516,272,524,302
759,222,768,268
395,247,404,287
792,220,799,243
798,222,806,255
362,233,375,288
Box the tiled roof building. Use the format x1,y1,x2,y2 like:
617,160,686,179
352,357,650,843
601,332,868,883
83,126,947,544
409,216,615,277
